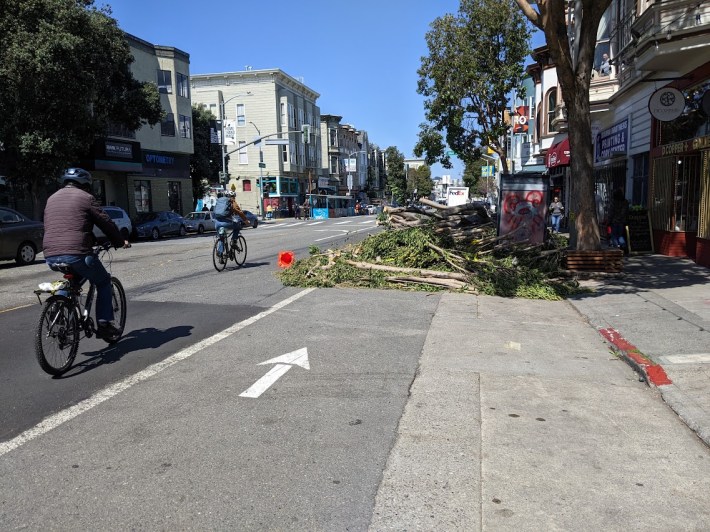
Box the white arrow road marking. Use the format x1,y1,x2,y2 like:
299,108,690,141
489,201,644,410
239,348,310,398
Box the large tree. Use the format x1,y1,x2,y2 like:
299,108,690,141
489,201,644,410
0,0,162,218
415,0,531,174
407,164,434,199
190,104,223,208
384,147,406,205
515,0,612,250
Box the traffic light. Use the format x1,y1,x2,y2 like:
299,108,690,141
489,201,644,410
302,124,310,144
256,178,260,186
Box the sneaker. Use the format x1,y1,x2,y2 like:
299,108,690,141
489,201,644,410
96,321,121,339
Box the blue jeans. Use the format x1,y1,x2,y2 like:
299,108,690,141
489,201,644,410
551,214,562,233
215,219,242,254
611,223,626,248
45,254,114,322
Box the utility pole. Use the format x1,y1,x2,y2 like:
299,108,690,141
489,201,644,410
219,91,252,186
249,121,264,219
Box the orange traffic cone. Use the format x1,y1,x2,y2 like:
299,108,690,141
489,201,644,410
278,250,295,268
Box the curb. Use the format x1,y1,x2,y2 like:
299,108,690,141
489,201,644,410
597,327,710,448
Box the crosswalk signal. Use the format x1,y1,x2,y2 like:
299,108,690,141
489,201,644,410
302,124,310,144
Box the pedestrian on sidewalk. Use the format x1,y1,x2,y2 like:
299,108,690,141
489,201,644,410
549,196,564,233
609,188,629,252
295,204,301,219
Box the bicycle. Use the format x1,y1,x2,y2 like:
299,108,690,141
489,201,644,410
212,225,247,272
34,242,127,376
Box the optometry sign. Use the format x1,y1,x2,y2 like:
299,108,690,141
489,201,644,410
648,87,685,122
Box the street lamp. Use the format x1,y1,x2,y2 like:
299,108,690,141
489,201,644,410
249,121,264,219
219,91,252,186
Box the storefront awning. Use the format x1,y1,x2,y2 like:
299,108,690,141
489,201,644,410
546,135,570,168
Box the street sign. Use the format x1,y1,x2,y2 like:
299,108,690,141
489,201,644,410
265,138,289,146
446,150,455,156
258,162,266,168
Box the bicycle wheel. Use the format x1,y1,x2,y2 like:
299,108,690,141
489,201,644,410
35,296,80,376
212,237,228,272
104,277,127,345
232,234,247,267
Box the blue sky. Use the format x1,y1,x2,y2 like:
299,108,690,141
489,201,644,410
104,0,542,179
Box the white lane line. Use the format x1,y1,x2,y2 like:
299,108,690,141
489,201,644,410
0,288,316,458
334,220,351,225
658,353,710,364
307,221,324,225
314,226,376,242
359,220,375,224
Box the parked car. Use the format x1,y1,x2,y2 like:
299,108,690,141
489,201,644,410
184,211,216,234
0,207,44,265
242,210,259,229
93,206,132,241
134,211,187,240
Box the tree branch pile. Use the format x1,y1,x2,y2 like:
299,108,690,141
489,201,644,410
279,213,582,300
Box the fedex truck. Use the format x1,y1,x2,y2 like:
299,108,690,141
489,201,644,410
446,186,469,207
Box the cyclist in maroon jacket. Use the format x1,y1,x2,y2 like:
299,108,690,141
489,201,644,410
43,168,131,339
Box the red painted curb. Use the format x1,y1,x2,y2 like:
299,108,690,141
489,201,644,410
599,328,672,386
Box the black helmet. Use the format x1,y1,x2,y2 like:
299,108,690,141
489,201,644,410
227,190,236,197
61,168,92,186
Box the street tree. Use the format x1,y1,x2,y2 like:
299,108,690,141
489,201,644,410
384,147,406,205
514,0,612,250
462,159,486,196
407,165,434,200
0,0,162,218
190,105,224,208
414,0,531,174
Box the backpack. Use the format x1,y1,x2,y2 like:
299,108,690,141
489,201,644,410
214,197,231,219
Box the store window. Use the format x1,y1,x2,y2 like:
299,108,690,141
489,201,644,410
631,153,649,207
168,181,182,214
650,155,701,232
92,179,106,206
134,180,152,213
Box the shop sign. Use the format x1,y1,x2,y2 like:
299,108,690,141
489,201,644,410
105,141,133,159
692,135,710,150
660,140,690,156
648,87,685,122
144,152,175,166
595,118,628,162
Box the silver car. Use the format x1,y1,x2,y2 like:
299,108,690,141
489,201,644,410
0,207,44,265
184,211,216,234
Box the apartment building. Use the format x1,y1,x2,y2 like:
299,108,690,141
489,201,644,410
87,34,194,217
191,69,321,218
529,1,710,266
319,115,371,200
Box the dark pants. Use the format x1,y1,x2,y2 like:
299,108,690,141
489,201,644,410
45,254,114,322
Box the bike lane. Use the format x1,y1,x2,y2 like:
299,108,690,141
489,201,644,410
0,288,438,530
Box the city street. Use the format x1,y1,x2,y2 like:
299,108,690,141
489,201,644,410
1,216,710,530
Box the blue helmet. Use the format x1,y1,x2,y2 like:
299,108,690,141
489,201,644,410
61,168,92,186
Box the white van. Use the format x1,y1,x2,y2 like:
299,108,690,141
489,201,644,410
94,206,133,241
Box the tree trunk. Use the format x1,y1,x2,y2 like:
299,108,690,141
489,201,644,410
567,89,601,251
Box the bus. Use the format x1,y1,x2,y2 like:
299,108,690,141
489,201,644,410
306,194,356,219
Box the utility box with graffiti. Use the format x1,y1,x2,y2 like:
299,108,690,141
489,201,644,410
497,173,548,244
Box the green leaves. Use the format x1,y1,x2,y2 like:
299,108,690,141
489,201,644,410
416,0,532,173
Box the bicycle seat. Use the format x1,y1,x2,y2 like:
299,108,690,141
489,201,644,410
48,263,73,273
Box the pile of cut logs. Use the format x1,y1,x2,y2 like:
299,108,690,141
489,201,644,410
383,198,493,242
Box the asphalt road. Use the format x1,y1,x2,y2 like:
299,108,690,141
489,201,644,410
0,215,382,442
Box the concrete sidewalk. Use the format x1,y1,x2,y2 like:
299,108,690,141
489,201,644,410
568,253,710,447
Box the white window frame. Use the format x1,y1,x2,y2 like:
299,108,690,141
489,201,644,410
236,104,246,127
238,141,248,164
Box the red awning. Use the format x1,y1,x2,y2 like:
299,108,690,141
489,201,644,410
546,136,570,168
